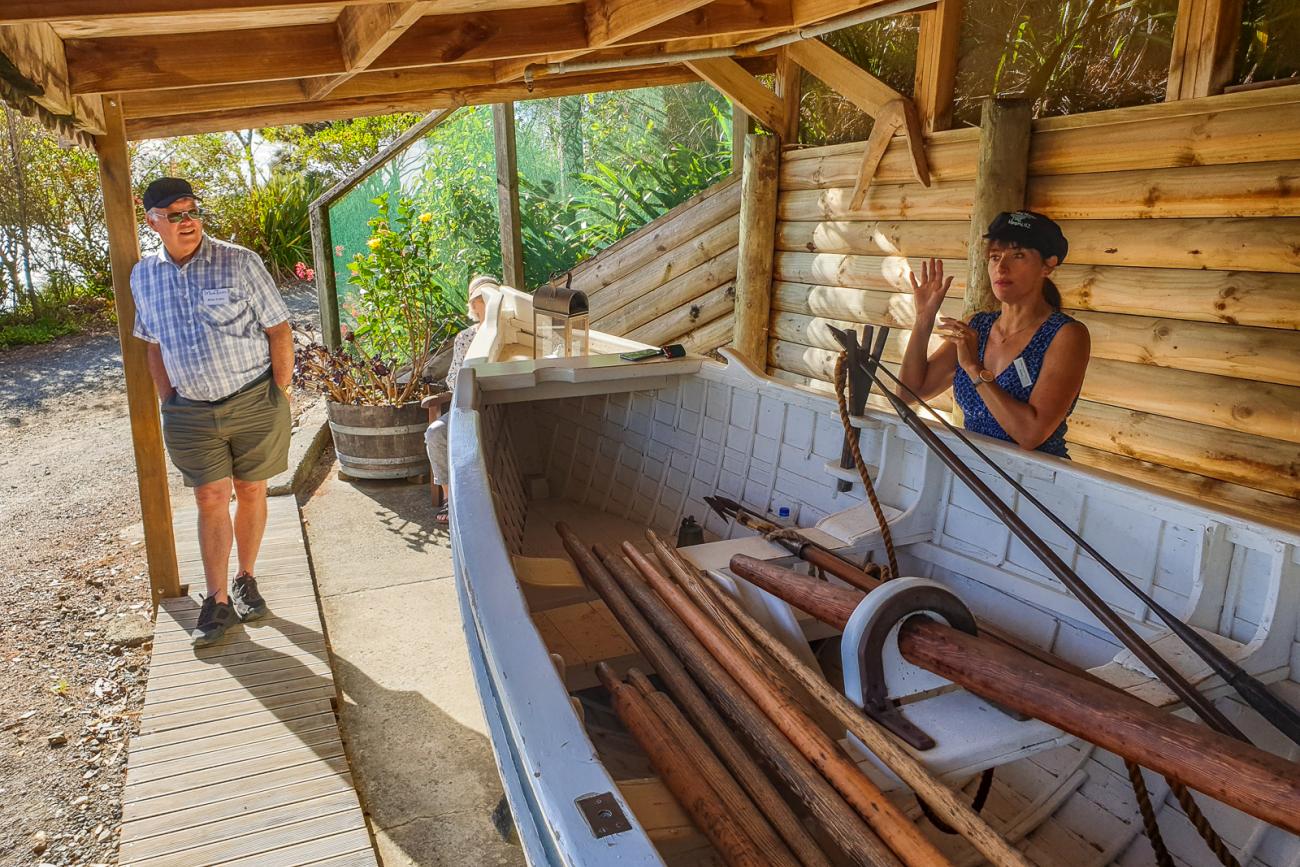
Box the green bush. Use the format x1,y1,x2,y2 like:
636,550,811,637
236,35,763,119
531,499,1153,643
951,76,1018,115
0,312,78,350
345,192,469,373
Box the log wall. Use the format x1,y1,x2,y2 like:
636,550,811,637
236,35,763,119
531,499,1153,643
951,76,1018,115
769,86,1300,527
554,174,742,356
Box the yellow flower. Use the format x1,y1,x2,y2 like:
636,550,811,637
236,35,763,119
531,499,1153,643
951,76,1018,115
367,237,382,250
418,212,433,223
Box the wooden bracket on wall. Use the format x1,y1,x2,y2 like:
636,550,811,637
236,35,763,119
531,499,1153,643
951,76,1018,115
848,98,930,209
784,38,931,208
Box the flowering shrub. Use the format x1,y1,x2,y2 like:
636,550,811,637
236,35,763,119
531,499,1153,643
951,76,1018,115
296,192,468,407
293,261,316,282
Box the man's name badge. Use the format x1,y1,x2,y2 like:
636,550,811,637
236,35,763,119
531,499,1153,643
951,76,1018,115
201,287,230,306
1013,357,1033,388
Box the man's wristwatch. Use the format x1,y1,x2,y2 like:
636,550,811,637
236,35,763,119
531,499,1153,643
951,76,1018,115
971,367,995,388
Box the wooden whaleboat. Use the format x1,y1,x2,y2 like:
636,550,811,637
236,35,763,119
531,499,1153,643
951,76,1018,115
448,283,1300,866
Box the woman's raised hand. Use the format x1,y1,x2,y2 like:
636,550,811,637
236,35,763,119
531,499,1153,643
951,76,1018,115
908,258,953,322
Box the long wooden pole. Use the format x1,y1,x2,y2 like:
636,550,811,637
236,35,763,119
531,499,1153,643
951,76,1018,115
560,528,898,866
95,94,180,606
673,557,1032,866
624,668,801,867
620,543,951,867
727,555,1300,834
596,664,770,866
555,525,831,867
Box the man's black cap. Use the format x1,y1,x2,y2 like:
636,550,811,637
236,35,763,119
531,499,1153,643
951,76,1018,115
984,211,1068,264
142,177,199,212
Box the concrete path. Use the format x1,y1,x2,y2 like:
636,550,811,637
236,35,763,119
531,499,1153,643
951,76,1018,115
302,465,524,867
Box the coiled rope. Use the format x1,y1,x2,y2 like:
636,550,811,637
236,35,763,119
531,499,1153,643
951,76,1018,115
833,354,898,580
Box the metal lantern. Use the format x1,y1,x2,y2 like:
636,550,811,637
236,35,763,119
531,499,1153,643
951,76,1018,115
532,279,590,359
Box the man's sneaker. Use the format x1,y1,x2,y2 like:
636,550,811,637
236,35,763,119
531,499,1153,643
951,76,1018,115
191,595,237,647
232,573,268,621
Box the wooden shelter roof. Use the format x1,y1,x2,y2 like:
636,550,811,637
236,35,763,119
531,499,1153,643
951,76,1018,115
0,0,915,143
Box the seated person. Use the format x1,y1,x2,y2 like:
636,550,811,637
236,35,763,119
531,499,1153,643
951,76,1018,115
898,211,1090,458
426,275,495,524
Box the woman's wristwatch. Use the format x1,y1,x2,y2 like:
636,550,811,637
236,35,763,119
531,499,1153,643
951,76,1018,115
971,367,995,388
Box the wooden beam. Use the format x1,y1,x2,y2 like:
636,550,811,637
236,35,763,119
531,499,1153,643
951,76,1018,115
790,0,933,26
94,94,180,605
66,24,345,93
585,0,717,46
0,23,105,133
2,0,396,22
913,0,960,131
686,57,784,132
1167,0,1243,100
305,2,432,101
784,37,901,117
493,102,526,289
848,104,902,209
733,134,780,366
774,46,801,143
124,65,704,139
965,97,1031,314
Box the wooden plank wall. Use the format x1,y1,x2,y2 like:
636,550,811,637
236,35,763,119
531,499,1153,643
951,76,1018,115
770,85,1300,528
558,174,742,355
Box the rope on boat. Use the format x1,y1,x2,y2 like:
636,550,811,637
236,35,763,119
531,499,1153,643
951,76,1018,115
1126,760,1175,867
833,353,899,580
1169,780,1242,867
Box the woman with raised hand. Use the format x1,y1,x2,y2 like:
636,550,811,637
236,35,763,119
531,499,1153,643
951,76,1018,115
898,211,1090,458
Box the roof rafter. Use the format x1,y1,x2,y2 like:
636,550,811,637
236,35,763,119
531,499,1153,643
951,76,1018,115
0,0,394,22
684,57,783,131
64,0,790,94
305,2,434,100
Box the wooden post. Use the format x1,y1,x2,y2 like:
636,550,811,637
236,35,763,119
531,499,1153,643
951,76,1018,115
913,0,962,132
309,203,341,350
493,101,525,289
965,97,1032,315
730,105,750,172
95,94,180,605
732,133,779,367
774,47,801,144
1167,0,1244,101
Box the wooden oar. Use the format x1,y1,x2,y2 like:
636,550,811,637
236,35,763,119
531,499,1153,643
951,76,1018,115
645,531,1031,867
621,542,953,867
556,524,831,867
596,663,769,867
705,495,883,593
728,554,1300,836
623,668,803,867
560,527,901,867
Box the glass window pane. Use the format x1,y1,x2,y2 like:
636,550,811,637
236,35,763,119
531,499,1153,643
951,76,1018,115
1237,0,1300,86
952,0,1178,126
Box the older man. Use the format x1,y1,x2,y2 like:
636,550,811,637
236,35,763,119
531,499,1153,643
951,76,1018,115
131,177,295,647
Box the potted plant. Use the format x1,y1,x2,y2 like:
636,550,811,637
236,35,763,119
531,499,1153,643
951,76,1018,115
295,193,468,480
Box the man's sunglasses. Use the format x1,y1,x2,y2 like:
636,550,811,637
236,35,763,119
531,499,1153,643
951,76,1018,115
158,208,206,224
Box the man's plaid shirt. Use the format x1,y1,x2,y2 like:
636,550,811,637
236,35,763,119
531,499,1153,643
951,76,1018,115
132,236,290,401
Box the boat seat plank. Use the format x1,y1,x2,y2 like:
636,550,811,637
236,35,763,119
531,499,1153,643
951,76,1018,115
117,502,375,866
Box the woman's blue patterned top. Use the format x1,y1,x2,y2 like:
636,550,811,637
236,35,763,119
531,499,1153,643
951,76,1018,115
952,310,1076,458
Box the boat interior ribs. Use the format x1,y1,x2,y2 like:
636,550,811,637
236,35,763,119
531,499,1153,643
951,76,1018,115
448,286,1300,866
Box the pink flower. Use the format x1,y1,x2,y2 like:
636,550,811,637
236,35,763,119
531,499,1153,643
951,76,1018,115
335,245,345,256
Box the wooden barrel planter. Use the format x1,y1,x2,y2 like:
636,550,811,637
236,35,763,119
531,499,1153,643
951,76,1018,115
327,401,428,480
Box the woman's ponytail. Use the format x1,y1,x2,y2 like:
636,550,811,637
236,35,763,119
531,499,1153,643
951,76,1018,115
1042,278,1062,310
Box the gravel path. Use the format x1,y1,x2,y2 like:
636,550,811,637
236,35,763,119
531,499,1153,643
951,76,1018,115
0,286,319,865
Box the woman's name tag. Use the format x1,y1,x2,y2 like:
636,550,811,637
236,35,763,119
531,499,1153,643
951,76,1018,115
1013,357,1033,388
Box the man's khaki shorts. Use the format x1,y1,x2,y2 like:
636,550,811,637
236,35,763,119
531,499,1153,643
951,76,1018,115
161,373,291,488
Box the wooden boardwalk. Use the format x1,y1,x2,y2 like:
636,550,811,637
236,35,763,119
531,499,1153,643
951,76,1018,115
118,496,376,867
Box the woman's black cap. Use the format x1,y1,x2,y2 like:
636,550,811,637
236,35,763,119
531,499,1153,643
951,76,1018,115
984,211,1068,264
142,177,199,211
